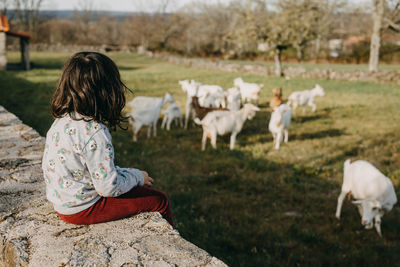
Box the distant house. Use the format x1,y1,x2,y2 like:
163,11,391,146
328,36,369,57
0,15,32,71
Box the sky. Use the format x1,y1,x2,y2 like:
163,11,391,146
40,0,370,12
41,0,233,12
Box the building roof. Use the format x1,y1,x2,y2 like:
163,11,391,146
0,15,32,39
0,15,10,32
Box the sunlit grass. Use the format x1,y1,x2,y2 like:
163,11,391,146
1,51,400,266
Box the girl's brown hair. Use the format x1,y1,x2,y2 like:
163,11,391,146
51,52,129,130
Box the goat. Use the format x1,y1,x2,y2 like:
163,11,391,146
161,102,183,130
268,104,291,150
194,103,260,150
288,84,325,114
179,79,226,129
335,159,397,237
127,93,174,141
191,96,228,121
233,77,263,104
197,84,226,108
269,88,283,111
179,79,199,129
225,87,241,111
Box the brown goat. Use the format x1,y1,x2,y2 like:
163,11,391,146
269,88,283,111
191,96,228,120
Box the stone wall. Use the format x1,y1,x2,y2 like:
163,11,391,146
149,53,400,85
0,106,226,267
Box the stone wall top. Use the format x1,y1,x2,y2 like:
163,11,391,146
149,53,400,85
0,106,226,267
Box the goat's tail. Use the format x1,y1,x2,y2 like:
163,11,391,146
343,159,351,180
194,118,202,125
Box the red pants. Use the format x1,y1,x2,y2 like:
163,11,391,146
57,186,174,227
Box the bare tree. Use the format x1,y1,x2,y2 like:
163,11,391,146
13,0,44,32
369,0,400,72
0,0,10,15
133,0,177,13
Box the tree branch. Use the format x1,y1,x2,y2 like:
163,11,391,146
384,17,400,32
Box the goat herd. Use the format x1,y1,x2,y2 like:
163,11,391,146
126,77,397,237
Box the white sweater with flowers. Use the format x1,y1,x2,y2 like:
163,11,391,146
42,114,144,215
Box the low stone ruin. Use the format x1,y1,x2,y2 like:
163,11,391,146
0,105,226,266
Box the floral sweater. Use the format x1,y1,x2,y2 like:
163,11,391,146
42,114,144,215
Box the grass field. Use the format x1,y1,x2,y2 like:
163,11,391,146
1,52,400,266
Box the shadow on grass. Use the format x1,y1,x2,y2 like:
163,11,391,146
118,66,142,71
292,113,328,123
0,71,54,135
292,128,345,140
111,118,400,266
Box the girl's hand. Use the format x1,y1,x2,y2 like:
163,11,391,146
141,171,154,187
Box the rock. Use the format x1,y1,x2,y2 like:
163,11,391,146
0,105,227,267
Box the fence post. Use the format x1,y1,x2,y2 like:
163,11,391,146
20,37,30,70
0,32,6,71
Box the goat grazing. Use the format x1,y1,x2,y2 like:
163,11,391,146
288,84,325,114
233,77,263,104
268,104,291,150
127,93,174,141
161,102,183,130
335,159,397,237
191,96,228,120
269,88,283,111
194,103,260,150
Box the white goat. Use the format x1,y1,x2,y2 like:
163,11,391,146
197,84,226,108
233,77,263,104
268,104,291,150
335,159,397,237
288,84,325,114
179,79,199,129
194,103,260,150
179,79,226,129
225,87,241,111
161,102,183,130
127,93,174,141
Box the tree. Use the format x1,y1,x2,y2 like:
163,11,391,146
13,0,45,33
223,1,262,57
0,0,9,15
369,0,400,72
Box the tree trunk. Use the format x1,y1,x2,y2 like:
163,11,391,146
296,45,303,63
274,48,283,77
369,0,384,72
314,35,321,63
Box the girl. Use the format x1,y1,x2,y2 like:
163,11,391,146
42,52,173,226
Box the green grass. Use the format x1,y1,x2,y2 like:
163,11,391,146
1,52,400,266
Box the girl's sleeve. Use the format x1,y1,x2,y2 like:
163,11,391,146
82,127,144,197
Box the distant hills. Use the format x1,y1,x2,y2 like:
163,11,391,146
7,10,138,20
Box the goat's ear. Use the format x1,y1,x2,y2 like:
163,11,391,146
352,200,363,205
